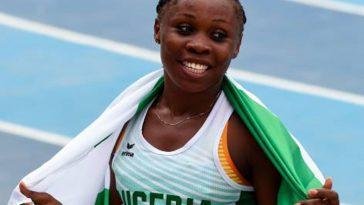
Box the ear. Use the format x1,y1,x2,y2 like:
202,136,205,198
154,18,161,44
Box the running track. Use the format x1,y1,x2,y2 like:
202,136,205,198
0,0,363,204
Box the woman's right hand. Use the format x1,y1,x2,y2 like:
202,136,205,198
19,182,62,205
296,178,339,205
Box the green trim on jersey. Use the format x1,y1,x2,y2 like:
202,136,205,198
236,191,256,205
120,190,213,205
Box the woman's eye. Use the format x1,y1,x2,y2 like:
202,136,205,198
211,31,227,42
177,24,193,35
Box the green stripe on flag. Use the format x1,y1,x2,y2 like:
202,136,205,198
136,77,164,114
95,189,110,205
223,77,322,203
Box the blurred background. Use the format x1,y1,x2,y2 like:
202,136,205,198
0,0,363,204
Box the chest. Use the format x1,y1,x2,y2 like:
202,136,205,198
141,110,209,152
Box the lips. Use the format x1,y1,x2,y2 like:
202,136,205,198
181,61,209,74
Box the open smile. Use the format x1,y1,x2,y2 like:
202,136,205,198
181,61,209,74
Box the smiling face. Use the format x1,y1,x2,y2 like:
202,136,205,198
155,0,242,93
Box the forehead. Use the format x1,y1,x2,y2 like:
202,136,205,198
164,0,237,21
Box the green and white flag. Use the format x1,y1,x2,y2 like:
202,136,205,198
8,69,324,205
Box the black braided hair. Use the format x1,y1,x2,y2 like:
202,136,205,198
156,0,247,37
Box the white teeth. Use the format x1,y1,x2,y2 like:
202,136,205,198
183,61,208,74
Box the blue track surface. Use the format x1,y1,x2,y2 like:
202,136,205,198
343,0,364,4
1,0,363,204
0,25,159,136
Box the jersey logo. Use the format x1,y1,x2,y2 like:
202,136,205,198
122,142,135,157
127,142,135,149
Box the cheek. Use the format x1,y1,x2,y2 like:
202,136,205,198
161,35,185,63
214,45,235,66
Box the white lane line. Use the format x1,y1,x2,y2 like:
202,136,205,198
285,0,364,16
0,12,161,64
228,69,364,106
0,120,70,146
1,11,364,107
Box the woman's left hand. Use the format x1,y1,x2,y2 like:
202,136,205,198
296,178,339,205
19,181,62,205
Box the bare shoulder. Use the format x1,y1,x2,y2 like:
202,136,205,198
227,112,279,170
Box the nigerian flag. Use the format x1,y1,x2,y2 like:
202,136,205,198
8,69,324,205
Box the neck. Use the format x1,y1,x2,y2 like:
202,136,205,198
156,78,223,117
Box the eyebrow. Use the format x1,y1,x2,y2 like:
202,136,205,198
212,19,228,24
176,13,228,24
178,13,196,19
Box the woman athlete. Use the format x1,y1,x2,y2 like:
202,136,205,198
19,0,339,204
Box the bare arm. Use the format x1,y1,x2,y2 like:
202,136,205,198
228,113,280,205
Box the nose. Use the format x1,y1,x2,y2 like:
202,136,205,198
185,33,211,55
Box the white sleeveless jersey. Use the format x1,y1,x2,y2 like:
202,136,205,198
112,93,255,205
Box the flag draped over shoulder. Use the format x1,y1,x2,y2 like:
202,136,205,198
8,69,324,205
